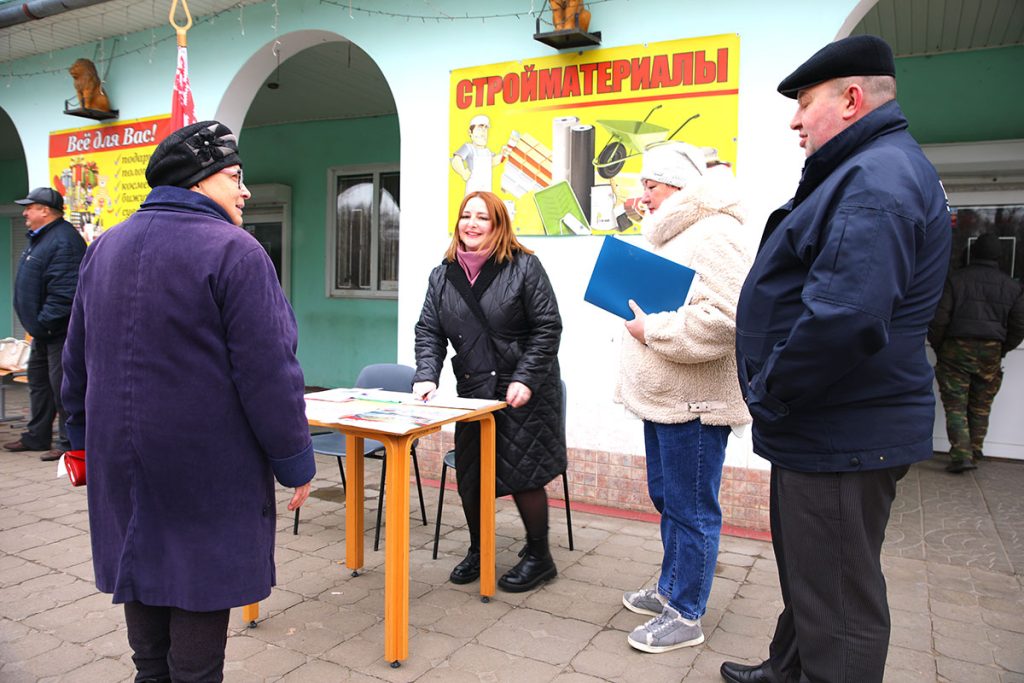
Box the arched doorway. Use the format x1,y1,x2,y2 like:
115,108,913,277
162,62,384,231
216,31,401,387
0,107,28,337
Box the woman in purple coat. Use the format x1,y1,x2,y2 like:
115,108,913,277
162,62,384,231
61,121,316,682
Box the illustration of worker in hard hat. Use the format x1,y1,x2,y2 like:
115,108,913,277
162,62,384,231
451,114,506,195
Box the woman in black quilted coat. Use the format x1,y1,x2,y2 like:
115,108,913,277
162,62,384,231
413,190,566,592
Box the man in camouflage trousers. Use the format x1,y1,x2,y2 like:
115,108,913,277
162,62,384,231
929,234,1024,473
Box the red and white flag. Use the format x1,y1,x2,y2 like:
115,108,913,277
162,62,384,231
170,45,196,131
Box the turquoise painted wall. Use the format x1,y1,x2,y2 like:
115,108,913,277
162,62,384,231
0,158,28,336
0,159,28,190
0,214,13,338
240,116,401,387
897,46,1024,144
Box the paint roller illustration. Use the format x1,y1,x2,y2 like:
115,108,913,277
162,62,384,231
500,130,554,198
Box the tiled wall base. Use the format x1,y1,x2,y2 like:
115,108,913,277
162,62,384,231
415,431,770,534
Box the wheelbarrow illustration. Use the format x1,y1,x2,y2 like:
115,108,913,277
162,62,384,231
593,105,700,179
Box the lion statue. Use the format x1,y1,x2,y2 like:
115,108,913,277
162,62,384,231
549,0,591,31
69,58,112,112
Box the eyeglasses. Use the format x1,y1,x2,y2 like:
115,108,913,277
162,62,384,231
220,167,244,189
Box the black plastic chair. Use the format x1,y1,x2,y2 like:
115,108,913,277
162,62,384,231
431,380,573,558
294,364,428,550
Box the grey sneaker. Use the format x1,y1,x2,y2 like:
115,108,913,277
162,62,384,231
622,587,666,616
627,604,704,653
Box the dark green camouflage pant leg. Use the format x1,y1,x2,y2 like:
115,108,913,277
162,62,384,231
935,339,1003,462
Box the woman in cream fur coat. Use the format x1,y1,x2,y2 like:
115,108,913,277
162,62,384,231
617,142,754,654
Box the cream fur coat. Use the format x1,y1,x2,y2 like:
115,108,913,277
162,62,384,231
616,173,754,426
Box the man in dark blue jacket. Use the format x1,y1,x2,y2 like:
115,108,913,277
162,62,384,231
722,36,951,683
4,188,85,461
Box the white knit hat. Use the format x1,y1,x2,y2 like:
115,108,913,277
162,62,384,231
640,141,706,188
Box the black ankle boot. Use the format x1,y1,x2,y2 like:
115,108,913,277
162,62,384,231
449,550,480,584
498,538,556,592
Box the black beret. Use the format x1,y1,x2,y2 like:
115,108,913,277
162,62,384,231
146,120,242,189
777,35,895,99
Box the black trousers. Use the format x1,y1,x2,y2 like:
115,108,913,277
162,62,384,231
766,464,908,683
123,602,231,683
22,335,69,451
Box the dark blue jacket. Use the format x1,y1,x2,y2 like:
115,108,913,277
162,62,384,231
61,186,315,611
14,217,86,340
736,101,951,472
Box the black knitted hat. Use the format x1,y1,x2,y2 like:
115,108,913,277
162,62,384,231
146,120,241,189
778,35,895,99
973,234,1002,261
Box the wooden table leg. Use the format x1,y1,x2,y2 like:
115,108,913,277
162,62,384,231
346,434,365,574
243,430,368,625
382,434,413,666
242,602,259,627
478,414,496,599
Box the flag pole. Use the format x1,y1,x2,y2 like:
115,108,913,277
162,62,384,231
169,0,193,48
167,0,196,133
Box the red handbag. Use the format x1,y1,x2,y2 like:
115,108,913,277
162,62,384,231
64,450,86,487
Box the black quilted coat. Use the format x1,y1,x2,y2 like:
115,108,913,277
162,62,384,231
414,251,566,497
928,258,1024,356
14,218,86,340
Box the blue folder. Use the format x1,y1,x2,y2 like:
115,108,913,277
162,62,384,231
584,236,697,319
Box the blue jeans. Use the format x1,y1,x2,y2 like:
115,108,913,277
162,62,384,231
644,419,729,620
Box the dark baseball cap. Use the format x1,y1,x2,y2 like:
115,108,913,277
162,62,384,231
14,187,64,212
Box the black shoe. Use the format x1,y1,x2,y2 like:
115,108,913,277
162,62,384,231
497,547,557,592
39,450,62,462
973,449,985,461
449,551,480,584
720,660,778,683
946,458,977,473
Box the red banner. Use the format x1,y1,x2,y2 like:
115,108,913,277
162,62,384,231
49,117,173,157
170,45,196,133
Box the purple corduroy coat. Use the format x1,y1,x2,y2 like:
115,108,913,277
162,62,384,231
61,186,316,612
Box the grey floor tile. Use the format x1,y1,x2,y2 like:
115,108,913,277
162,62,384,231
0,379,1022,681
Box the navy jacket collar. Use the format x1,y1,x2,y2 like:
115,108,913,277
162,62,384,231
793,100,907,207
26,217,65,240
139,185,235,225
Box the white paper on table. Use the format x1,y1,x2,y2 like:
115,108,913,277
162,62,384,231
424,394,504,410
304,387,370,402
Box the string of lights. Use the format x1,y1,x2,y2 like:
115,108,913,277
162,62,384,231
1,0,623,83
320,0,617,23
1,1,260,81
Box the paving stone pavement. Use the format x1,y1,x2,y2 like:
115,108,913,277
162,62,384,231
0,384,1022,682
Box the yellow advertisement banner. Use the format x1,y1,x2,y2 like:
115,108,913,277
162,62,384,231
449,34,740,236
48,114,173,242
